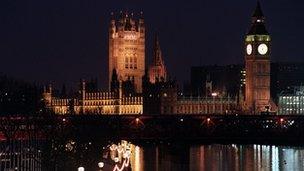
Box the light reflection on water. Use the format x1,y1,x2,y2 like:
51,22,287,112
2,140,304,171
117,143,304,171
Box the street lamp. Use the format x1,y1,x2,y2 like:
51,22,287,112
98,162,104,169
78,167,85,171
211,92,218,113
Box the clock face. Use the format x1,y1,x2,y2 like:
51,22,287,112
258,43,268,55
246,44,252,55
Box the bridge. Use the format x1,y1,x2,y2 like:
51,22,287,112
1,114,304,144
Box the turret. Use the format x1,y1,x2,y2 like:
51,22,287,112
119,80,123,99
109,12,116,38
42,84,52,107
117,11,124,32
110,69,120,96
48,83,52,94
138,11,145,38
81,79,86,100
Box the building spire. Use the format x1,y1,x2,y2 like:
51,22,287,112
247,1,269,35
153,33,163,66
252,1,264,18
148,33,167,83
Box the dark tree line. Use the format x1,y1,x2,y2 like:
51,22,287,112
0,75,45,116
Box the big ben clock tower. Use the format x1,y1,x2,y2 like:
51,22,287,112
245,1,271,114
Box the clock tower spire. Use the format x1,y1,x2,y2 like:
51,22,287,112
244,1,271,114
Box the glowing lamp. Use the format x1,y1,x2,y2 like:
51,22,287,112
211,93,218,97
98,162,104,168
78,167,85,171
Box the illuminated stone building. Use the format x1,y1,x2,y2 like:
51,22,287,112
175,96,237,114
43,80,143,115
271,62,304,103
143,74,238,115
109,12,145,93
244,2,272,114
43,11,146,115
278,86,304,115
148,34,167,83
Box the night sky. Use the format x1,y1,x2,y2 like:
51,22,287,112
1,0,304,89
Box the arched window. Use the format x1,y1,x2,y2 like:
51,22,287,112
125,57,129,68
134,57,137,69
130,57,133,69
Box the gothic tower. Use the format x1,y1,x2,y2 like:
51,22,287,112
148,34,167,83
42,84,52,107
108,12,145,93
244,1,271,114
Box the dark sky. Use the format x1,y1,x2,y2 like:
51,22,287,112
1,0,304,89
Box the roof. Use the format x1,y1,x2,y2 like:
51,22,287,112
247,1,269,35
248,23,269,35
252,1,264,18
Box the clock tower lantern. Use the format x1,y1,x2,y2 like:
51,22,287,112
245,1,271,114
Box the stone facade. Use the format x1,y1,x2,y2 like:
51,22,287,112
43,81,143,115
109,12,145,93
175,97,236,114
143,78,238,115
278,86,304,115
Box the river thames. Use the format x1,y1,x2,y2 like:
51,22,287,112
1,115,304,170
87,142,304,171
3,140,300,171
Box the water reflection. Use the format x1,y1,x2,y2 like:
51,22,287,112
106,143,304,171
188,144,304,171
2,139,304,171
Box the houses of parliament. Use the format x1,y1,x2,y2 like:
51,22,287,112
43,2,274,115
